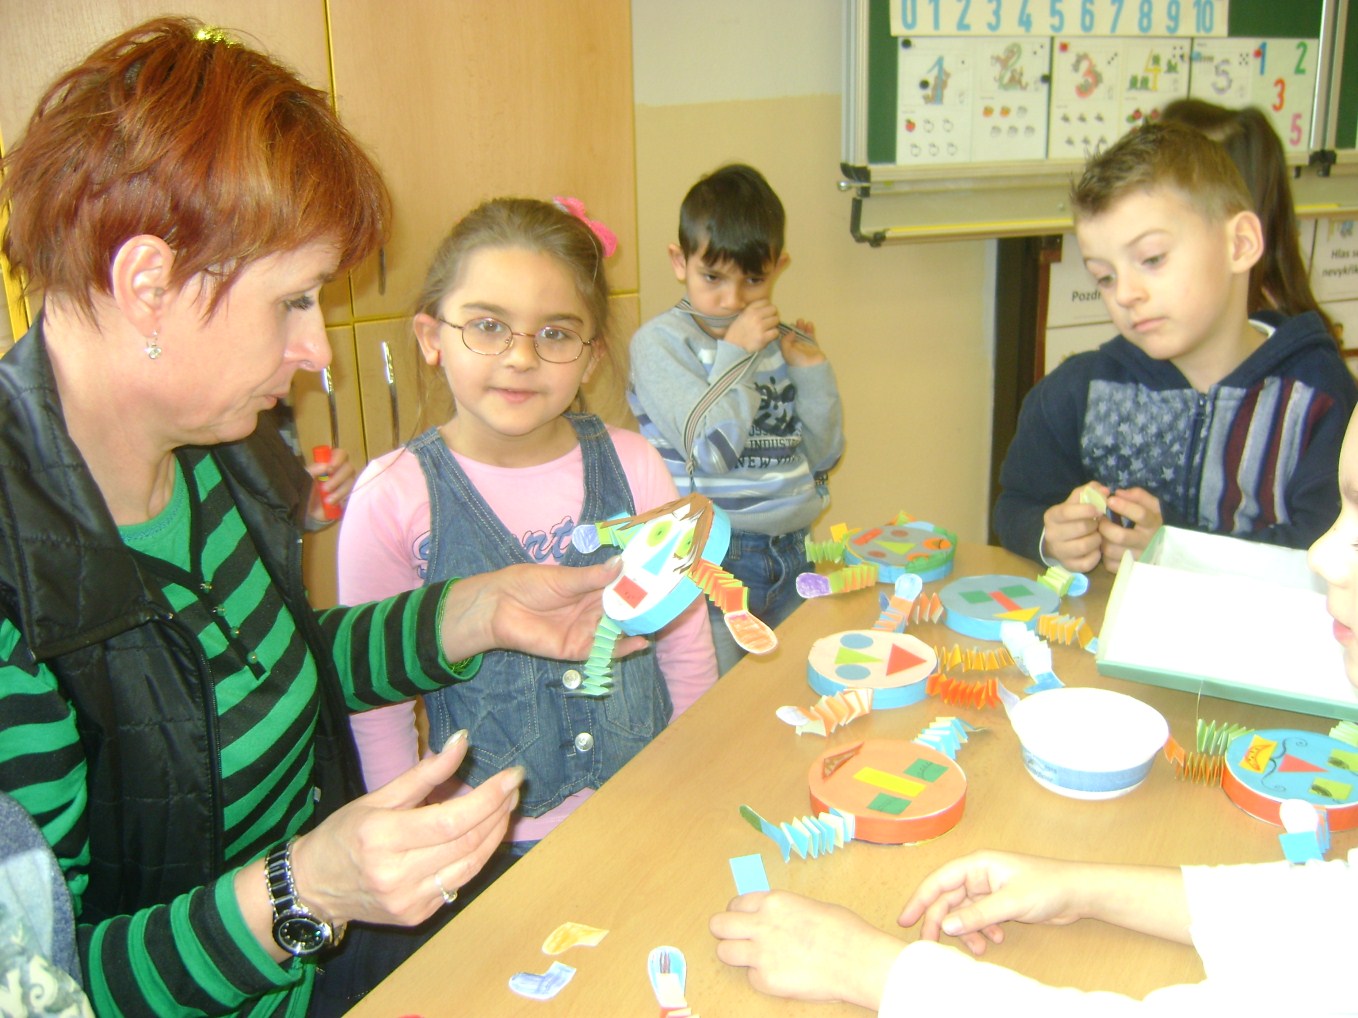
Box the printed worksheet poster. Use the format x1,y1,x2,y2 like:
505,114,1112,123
897,38,975,164
1188,38,1320,153
971,38,1051,162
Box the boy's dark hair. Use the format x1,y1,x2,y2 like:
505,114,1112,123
677,163,785,275
1070,121,1251,226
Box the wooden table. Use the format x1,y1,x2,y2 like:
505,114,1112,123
351,543,1356,1016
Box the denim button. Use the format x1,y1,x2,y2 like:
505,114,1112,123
562,669,583,690
574,732,594,752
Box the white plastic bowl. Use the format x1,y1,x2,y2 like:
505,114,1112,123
1009,687,1168,800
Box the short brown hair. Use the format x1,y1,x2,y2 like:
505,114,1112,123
1070,121,1252,225
0,17,390,317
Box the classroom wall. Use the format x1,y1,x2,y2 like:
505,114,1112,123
631,1,996,544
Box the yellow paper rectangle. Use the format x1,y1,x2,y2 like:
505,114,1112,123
854,766,926,798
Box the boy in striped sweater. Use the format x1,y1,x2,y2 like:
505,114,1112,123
629,164,844,673
995,122,1357,573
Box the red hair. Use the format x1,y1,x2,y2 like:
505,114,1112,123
0,17,390,316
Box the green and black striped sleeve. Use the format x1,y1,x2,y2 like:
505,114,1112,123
318,581,481,711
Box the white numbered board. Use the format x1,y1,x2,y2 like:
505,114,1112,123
890,0,1228,37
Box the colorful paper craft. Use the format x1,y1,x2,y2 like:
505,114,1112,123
778,687,874,736
508,961,576,1001
795,563,878,598
1079,484,1109,514
1164,719,1252,785
932,644,1015,673
1037,613,1098,653
840,516,958,584
573,494,777,694
739,804,856,863
999,621,1064,693
1222,729,1358,831
808,739,966,844
1278,798,1331,864
807,630,937,709
927,673,1003,709
1036,564,1089,598
914,716,979,760
648,946,697,1018
728,854,770,894
941,574,1060,641
541,921,608,955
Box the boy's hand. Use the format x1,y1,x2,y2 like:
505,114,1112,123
780,318,826,367
723,299,782,354
1098,487,1163,572
1040,484,1105,573
307,447,357,524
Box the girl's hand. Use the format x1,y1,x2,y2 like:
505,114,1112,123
897,851,1090,957
710,890,902,1009
287,731,522,928
724,300,782,354
779,319,825,367
438,559,646,663
306,447,356,524
1099,487,1163,572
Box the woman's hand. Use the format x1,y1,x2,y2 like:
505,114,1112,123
437,559,646,663
287,731,521,928
710,890,902,1009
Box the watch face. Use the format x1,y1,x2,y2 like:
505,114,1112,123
275,914,328,956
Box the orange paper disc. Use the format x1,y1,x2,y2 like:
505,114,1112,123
808,739,966,845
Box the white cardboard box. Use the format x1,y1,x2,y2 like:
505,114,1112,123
1096,527,1358,722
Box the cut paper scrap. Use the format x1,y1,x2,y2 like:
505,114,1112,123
648,946,699,1018
739,804,856,863
1037,613,1098,653
508,961,576,1001
1035,564,1090,598
1164,719,1252,785
941,574,1061,641
1222,728,1358,831
796,563,878,598
927,672,1002,709
1278,798,1332,863
932,644,1015,673
871,574,927,632
573,494,777,694
914,716,979,760
778,687,874,736
808,739,966,845
1079,484,1110,514
729,853,770,894
540,921,608,955
807,630,937,709
1000,621,1063,693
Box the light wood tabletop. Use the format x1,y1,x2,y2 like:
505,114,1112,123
350,543,1356,1016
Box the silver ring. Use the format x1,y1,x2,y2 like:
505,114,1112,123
434,873,458,906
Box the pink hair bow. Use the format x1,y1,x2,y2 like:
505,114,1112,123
553,196,618,258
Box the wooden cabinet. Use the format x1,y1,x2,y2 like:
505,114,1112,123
0,1,638,607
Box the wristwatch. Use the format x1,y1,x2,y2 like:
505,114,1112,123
265,840,344,956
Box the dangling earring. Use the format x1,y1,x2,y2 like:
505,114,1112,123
145,331,162,360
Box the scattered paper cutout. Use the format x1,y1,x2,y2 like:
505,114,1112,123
573,495,777,694
795,563,878,598
729,853,770,893
648,946,699,1017
820,743,863,779
777,687,874,736
931,644,1015,673
541,921,609,955
927,672,1002,709
1278,798,1331,863
999,621,1064,693
509,961,576,1000
1165,718,1252,785
1036,613,1099,652
914,716,978,760
739,804,856,862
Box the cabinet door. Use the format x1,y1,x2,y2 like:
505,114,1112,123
328,0,637,320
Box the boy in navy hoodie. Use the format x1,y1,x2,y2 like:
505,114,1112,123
995,122,1357,573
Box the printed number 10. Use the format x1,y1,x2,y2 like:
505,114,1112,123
1192,0,1214,33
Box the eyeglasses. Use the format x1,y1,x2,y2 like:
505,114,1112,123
435,316,592,364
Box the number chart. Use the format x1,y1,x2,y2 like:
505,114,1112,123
891,0,1228,39
1187,37,1319,153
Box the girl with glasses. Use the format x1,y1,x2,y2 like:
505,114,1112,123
338,198,717,899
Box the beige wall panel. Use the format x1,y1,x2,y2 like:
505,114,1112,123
328,0,638,319
634,94,994,543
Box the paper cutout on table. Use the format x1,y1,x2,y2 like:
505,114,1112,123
914,716,979,760
807,630,937,709
778,687,875,736
1037,613,1099,653
1035,564,1090,598
821,743,863,779
1222,729,1358,831
1278,798,1332,864
541,921,609,955
572,494,776,694
805,513,957,587
808,739,966,844
796,563,878,598
729,853,770,893
1164,719,1252,785
1000,621,1064,693
648,946,699,1018
1331,720,1358,749
932,644,1015,673
941,574,1061,641
508,961,576,1000
927,672,1003,709
739,803,856,863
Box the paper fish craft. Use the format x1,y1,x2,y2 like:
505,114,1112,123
571,494,776,695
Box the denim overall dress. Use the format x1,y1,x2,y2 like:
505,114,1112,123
411,413,672,816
